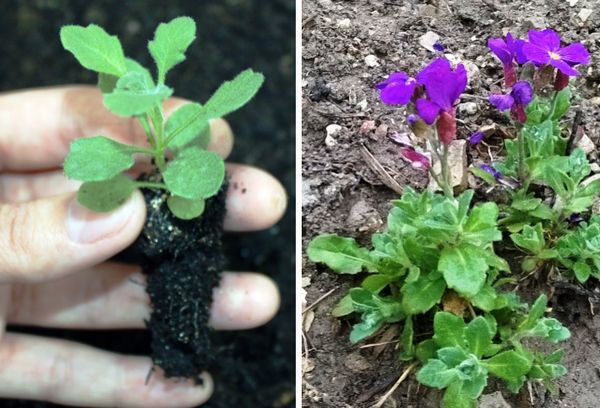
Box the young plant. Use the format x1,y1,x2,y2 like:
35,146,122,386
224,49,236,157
60,17,264,219
308,54,571,407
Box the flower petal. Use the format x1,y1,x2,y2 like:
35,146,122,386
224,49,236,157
376,72,417,105
528,28,560,51
469,131,485,145
522,42,552,65
401,148,430,170
511,81,533,106
375,71,409,89
488,37,513,66
558,43,591,65
488,93,515,111
479,164,502,180
550,58,580,77
514,39,529,64
415,98,441,125
416,58,467,110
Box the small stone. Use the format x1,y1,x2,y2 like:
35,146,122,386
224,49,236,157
458,102,478,116
344,351,372,372
428,139,468,192
523,17,547,30
357,98,368,111
578,8,593,22
359,120,376,134
419,31,441,53
479,392,511,408
591,97,600,106
301,276,311,287
418,4,437,17
375,124,389,139
576,134,595,154
325,124,342,146
590,163,600,173
336,18,351,28
365,54,379,67
569,0,578,6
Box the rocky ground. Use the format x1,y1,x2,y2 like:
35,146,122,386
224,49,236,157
302,0,600,406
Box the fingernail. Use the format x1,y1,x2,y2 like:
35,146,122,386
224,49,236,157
66,194,137,244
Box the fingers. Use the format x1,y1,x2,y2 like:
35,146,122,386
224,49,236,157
7,265,280,331
0,164,286,232
225,164,287,231
0,333,212,407
0,86,233,171
0,191,146,283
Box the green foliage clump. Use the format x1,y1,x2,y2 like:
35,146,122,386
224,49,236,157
60,17,264,219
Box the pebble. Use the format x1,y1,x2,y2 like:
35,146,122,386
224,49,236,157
569,0,578,6
591,163,600,173
344,351,372,372
325,124,342,146
576,134,595,154
428,139,468,192
579,8,593,22
419,31,441,53
375,123,389,138
590,97,600,106
479,392,511,408
458,102,478,116
356,98,368,111
364,54,379,67
336,18,351,28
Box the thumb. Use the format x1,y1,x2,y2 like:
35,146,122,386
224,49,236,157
0,190,146,283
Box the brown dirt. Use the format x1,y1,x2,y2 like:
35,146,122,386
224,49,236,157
301,0,600,407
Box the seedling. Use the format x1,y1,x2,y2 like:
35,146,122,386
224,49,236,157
60,17,264,219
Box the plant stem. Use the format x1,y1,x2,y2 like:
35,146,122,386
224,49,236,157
134,181,168,190
547,90,559,121
139,116,156,149
428,132,454,199
440,143,454,199
517,127,527,184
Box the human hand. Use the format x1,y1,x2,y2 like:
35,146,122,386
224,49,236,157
0,86,286,407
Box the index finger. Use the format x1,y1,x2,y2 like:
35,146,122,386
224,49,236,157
0,86,233,171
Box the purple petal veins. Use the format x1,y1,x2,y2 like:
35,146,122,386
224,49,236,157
489,94,515,111
511,81,533,105
479,164,502,180
469,131,485,145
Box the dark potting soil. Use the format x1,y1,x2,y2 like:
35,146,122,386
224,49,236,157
121,177,228,380
0,1,295,407
302,0,600,407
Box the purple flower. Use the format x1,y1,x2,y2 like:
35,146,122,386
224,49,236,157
415,58,467,144
479,164,502,180
489,80,533,123
488,33,520,86
376,72,417,105
407,114,418,125
520,29,590,77
433,41,445,52
469,131,485,145
401,148,430,170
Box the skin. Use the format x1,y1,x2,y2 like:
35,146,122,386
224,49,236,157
0,86,287,407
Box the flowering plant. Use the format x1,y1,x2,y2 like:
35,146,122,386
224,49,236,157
307,27,599,407
60,17,264,219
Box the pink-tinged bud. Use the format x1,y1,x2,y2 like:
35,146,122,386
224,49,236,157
436,110,457,145
554,70,569,91
510,103,527,123
503,64,517,87
401,148,430,170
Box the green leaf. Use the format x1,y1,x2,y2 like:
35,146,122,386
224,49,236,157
361,274,392,292
510,223,545,254
482,350,531,382
401,275,446,314
162,147,225,199
416,339,438,363
97,58,155,94
349,311,384,343
307,234,376,274
103,83,173,117
463,202,501,244
417,359,460,388
148,16,196,83
331,294,353,317
399,316,415,361
527,318,571,342
60,24,127,76
205,69,265,119
520,294,547,331
439,244,488,297
573,261,591,283
465,317,493,357
98,73,118,93
167,195,205,220
470,166,496,185
64,136,135,181
443,381,477,408
552,88,571,120
433,312,466,348
77,175,135,212
437,346,469,367
165,103,210,150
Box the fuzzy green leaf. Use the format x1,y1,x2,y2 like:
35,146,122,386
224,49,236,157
205,69,265,119
433,312,466,348
148,16,196,83
103,83,173,117
439,244,488,297
417,359,460,388
520,294,547,331
401,275,445,314
482,350,531,382
77,175,135,212
60,24,127,76
64,136,135,181
98,58,154,94
332,294,353,317
162,147,224,199
465,317,493,357
167,195,205,220
307,234,376,274
443,381,477,408
573,261,591,283
165,103,210,150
